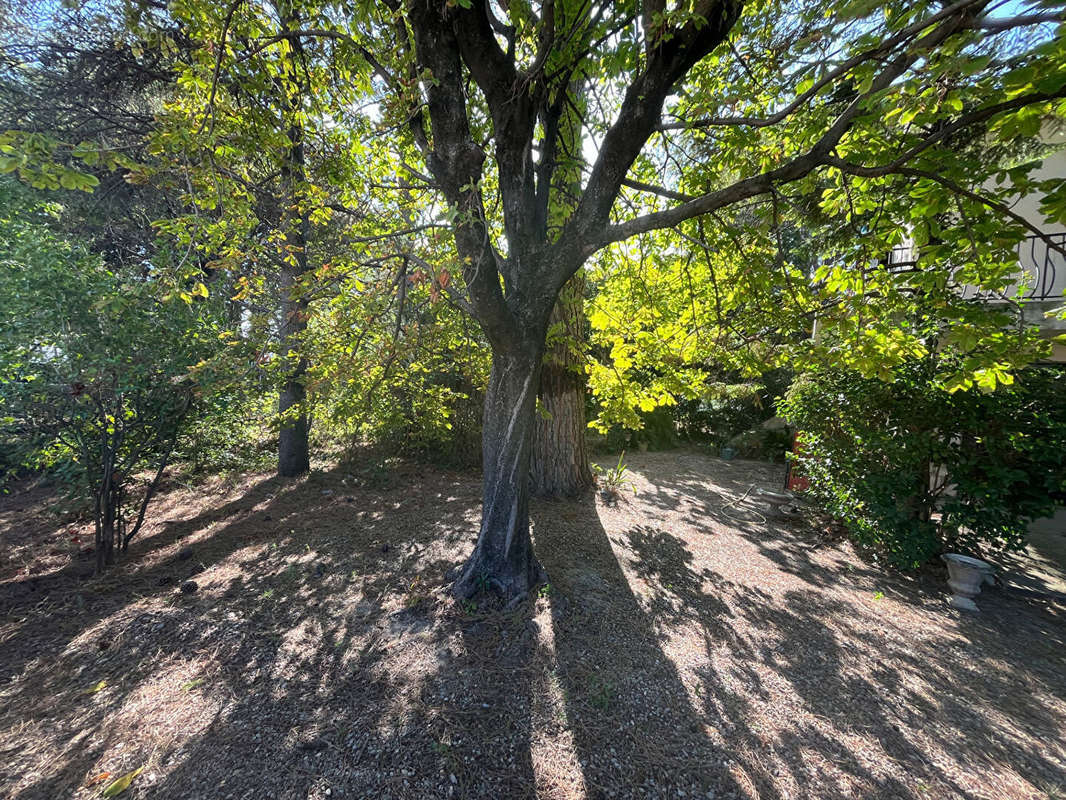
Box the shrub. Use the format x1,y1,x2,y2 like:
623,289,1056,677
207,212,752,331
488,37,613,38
674,368,792,447
0,183,221,570
780,360,1066,567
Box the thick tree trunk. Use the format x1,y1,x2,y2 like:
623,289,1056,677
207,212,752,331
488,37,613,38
454,341,546,600
530,67,592,497
531,275,592,497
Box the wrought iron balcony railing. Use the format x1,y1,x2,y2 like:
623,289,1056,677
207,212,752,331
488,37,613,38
885,232,1066,302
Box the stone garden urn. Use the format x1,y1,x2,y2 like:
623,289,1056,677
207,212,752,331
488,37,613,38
754,488,799,517
941,553,992,611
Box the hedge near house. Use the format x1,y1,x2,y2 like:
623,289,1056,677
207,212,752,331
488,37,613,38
781,360,1066,568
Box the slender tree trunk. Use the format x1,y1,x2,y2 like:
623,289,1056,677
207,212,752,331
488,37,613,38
455,339,547,599
277,235,310,476
276,16,310,478
531,274,593,496
95,445,118,573
277,312,310,478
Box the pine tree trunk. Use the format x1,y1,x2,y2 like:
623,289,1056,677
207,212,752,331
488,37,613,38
454,341,546,600
530,275,592,496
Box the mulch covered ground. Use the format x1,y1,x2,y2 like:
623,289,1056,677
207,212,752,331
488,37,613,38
1,450,1064,800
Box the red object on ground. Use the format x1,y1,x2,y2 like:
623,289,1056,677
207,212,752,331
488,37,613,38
785,431,809,492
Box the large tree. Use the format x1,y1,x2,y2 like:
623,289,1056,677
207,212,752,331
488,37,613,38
18,0,1059,599
356,0,1066,601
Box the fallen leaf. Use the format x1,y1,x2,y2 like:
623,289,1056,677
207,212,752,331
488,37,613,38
87,772,111,786
83,679,107,695
102,767,143,797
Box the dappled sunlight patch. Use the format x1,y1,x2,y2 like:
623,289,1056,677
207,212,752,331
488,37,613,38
528,599,588,800
60,598,170,661
0,606,227,798
3,452,1066,799
79,659,226,787
589,451,1066,798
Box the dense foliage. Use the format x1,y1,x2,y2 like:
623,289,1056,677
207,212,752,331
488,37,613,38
782,357,1066,568
0,182,224,569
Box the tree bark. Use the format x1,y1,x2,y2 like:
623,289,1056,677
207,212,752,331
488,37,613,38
276,178,310,477
454,340,547,599
276,7,310,478
530,65,592,498
531,274,593,496
277,359,309,476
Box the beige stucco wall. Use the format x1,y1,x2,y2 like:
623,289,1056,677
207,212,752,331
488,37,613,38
1010,145,1066,237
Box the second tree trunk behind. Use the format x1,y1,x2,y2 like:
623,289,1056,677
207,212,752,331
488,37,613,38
530,274,592,496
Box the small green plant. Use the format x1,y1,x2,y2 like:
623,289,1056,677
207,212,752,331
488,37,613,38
538,583,552,599
461,598,478,615
431,740,451,756
593,451,635,496
587,673,613,711
405,576,427,608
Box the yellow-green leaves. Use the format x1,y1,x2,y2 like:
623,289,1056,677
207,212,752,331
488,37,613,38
0,132,104,193
101,767,143,797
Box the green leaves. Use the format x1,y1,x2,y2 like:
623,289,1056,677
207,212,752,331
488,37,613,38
782,358,1066,567
0,132,103,193
58,167,100,192
0,178,227,556
101,767,144,797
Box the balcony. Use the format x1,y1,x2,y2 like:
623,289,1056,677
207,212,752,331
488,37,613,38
886,232,1066,302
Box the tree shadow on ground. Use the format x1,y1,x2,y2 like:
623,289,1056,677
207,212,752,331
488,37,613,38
3,453,1066,799
615,518,1066,799
624,450,940,605
2,462,542,799
533,498,748,799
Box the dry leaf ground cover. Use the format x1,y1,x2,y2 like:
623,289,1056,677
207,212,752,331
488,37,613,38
1,450,1064,800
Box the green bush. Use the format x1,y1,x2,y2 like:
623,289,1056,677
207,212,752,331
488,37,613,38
178,386,276,474
0,181,224,569
780,360,1066,568
674,368,792,446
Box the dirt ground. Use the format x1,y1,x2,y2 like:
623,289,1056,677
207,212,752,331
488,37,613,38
1,450,1064,800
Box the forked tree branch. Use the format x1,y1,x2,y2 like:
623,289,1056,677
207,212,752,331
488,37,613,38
588,1,991,254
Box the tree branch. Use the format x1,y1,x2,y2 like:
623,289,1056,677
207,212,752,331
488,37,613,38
554,0,744,284
826,157,1066,260
591,1,986,254
407,0,514,346
658,0,987,131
